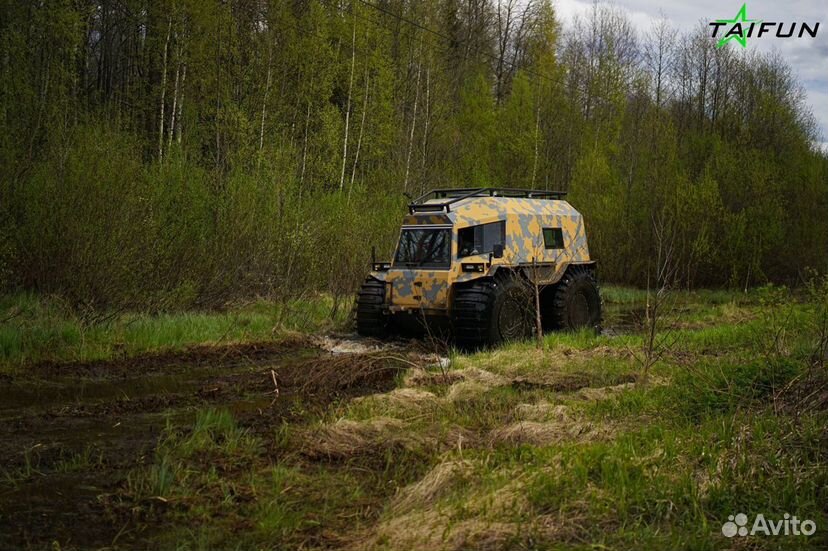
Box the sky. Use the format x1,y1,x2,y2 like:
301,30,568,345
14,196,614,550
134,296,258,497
553,0,828,150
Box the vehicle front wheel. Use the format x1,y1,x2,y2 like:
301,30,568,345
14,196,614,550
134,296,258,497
355,277,389,338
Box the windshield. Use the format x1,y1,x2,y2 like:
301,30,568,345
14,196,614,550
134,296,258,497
394,228,451,268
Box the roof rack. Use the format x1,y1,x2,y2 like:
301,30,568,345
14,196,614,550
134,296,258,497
408,187,567,214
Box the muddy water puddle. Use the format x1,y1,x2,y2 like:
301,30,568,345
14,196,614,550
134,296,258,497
601,302,647,336
0,339,408,550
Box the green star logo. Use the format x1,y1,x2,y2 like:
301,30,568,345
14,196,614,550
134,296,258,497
715,3,760,48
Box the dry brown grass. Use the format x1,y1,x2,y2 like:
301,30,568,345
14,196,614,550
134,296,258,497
491,403,618,446
490,420,612,446
361,509,522,551
352,459,586,551
575,381,636,401
466,345,631,379
389,460,474,515
444,380,491,402
404,368,466,387
457,367,511,386
514,402,571,422
358,476,576,551
328,348,647,550
403,366,512,404
405,364,640,406
300,417,431,459
405,366,509,388
354,387,439,411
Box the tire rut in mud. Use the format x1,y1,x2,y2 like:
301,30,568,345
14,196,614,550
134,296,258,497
0,340,411,550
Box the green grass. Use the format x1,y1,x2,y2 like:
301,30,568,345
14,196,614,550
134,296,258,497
125,407,433,550
0,291,348,368
126,409,262,502
602,284,760,307
21,282,827,549
2,444,106,487
0,284,763,368
601,285,650,304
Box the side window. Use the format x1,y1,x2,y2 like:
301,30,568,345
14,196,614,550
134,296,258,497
481,222,504,253
458,221,505,257
543,228,564,249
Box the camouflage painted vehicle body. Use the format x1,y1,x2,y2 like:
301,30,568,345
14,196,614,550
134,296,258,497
356,188,601,347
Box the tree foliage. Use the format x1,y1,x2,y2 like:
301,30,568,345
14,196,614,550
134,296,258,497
0,0,825,308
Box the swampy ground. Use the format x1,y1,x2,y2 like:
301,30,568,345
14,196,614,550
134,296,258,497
1,286,827,550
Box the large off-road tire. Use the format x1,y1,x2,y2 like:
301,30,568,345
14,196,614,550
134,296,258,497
549,266,602,331
356,278,389,338
452,276,532,349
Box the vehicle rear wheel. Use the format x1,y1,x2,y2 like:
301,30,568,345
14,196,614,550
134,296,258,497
452,276,532,349
356,278,389,338
550,266,602,331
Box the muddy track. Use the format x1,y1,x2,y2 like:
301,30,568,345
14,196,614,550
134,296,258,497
26,339,314,379
0,339,410,550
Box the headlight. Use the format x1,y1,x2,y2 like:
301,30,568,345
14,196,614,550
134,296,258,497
461,263,485,273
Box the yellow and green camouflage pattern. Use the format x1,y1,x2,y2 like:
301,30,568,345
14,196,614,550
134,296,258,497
370,196,592,313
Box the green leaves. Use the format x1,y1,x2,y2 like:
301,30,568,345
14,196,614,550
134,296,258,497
1,0,825,307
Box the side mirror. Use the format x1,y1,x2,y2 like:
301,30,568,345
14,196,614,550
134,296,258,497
492,243,504,259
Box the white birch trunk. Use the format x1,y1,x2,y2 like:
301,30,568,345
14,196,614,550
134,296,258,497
419,65,430,196
167,44,180,153
348,68,370,202
158,14,172,162
339,19,356,192
259,43,274,159
531,98,540,187
299,101,311,193
403,57,421,193
176,63,186,144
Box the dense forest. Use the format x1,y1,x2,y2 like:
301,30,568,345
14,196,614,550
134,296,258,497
1,0,826,310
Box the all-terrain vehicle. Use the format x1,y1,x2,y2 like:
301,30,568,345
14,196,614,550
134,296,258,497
356,188,601,348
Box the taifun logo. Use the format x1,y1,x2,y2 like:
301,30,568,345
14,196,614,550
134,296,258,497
709,4,820,48
721,513,817,538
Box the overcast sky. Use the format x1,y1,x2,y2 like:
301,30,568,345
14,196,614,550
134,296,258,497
553,0,828,150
